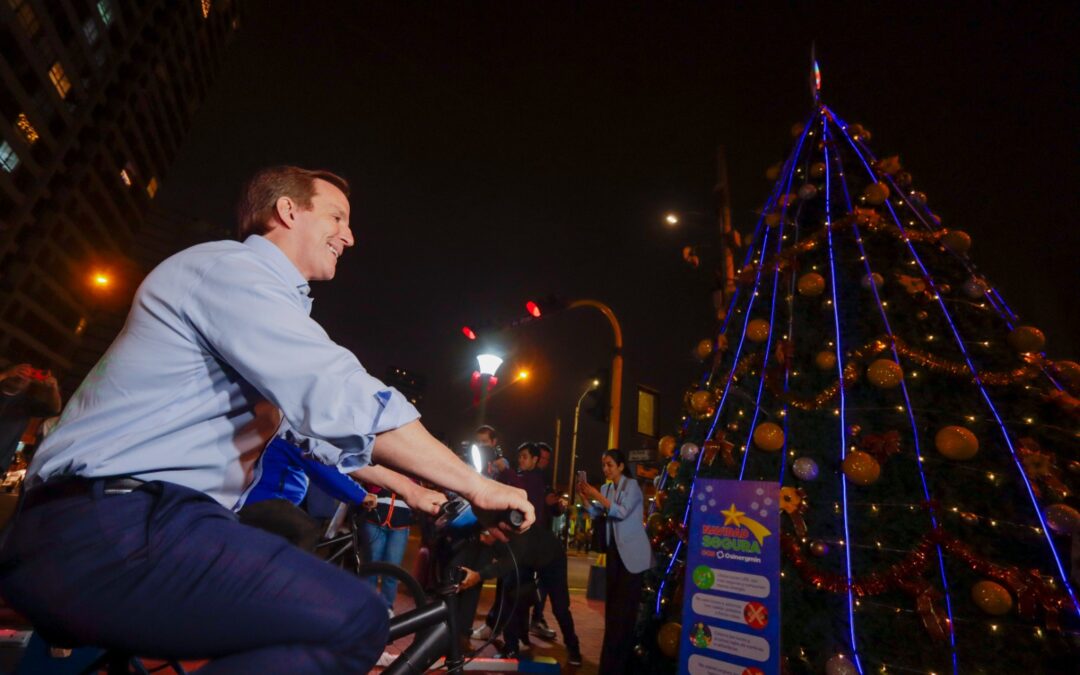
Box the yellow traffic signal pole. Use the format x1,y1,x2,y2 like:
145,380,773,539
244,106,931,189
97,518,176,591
568,299,623,449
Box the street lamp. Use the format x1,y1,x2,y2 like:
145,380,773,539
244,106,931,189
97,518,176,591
566,377,600,514
475,352,503,426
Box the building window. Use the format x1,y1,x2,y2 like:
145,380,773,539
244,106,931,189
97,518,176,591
82,18,100,45
146,177,158,198
201,0,212,19
15,113,39,144
96,0,114,26
8,0,40,37
48,62,72,99
0,142,19,172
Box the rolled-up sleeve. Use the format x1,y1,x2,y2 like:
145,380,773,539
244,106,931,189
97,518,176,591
182,254,420,473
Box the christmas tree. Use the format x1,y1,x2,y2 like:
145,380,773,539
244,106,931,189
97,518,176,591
636,76,1080,674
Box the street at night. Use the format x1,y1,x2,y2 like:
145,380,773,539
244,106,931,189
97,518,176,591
1,2,1078,674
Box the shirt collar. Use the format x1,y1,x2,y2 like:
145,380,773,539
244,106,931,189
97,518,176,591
243,235,313,311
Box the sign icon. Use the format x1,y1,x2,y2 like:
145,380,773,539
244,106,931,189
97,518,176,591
744,601,769,630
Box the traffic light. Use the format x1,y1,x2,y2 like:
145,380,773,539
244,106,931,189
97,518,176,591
583,368,610,423
521,295,567,321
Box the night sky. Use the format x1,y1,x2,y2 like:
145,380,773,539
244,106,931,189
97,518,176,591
159,1,1078,486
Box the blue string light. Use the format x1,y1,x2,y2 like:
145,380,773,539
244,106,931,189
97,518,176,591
825,116,959,673
738,121,815,479
830,113,1070,394
826,105,1080,615
822,116,865,674
654,113,814,615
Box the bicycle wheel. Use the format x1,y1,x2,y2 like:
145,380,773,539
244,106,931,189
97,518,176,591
356,561,429,665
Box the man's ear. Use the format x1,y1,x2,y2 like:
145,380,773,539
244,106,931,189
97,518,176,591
273,195,297,228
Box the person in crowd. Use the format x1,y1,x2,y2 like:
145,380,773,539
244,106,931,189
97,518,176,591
530,442,562,638
0,166,533,675
459,524,582,667
361,479,415,615
0,363,61,477
577,449,653,675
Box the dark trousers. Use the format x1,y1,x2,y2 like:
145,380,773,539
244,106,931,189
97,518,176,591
237,497,323,552
504,552,579,653
0,479,388,673
599,543,642,675
532,584,548,623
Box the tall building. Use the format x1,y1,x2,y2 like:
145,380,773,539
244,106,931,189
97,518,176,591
0,0,241,389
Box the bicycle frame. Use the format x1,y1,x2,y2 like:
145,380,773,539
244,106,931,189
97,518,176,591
382,583,463,675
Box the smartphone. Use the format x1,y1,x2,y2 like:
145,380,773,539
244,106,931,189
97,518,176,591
576,470,587,485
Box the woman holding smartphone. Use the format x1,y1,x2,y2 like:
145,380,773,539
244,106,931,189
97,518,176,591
577,449,652,674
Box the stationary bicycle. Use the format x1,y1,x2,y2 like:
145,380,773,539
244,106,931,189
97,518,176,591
376,497,552,675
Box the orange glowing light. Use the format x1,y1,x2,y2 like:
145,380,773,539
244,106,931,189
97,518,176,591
91,273,110,288
517,370,530,381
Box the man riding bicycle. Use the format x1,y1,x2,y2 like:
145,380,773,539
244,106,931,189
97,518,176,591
0,166,534,674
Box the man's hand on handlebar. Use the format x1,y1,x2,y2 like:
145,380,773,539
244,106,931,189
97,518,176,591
464,479,534,542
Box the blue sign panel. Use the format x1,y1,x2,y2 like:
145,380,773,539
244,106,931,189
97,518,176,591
678,479,781,675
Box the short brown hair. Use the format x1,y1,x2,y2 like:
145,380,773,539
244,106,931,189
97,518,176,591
235,166,350,239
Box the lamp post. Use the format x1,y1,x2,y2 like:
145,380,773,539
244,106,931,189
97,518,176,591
567,300,623,449
566,377,600,508
475,353,503,426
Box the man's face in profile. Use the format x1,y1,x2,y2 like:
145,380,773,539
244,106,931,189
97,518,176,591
538,449,551,471
518,449,539,472
291,179,353,282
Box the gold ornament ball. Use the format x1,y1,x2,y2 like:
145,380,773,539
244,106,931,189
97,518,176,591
971,580,1013,616
791,122,805,137
647,512,664,537
657,621,682,659
809,540,830,557
765,163,782,181
842,450,881,485
667,461,681,478
694,339,714,361
866,359,904,389
815,351,837,370
1007,326,1046,354
746,319,771,343
1045,503,1080,535
810,162,826,179
764,212,782,228
659,435,677,459
752,422,785,452
797,272,826,297
935,426,979,460
689,390,715,415
942,230,972,254
862,182,890,205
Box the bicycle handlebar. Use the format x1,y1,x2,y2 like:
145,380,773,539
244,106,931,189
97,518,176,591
434,496,524,537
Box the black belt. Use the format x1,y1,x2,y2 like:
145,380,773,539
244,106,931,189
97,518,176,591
22,477,148,510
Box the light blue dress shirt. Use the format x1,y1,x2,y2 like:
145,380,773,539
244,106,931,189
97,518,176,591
28,235,419,508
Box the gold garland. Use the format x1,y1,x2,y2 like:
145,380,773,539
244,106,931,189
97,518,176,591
738,208,946,283
698,335,1045,412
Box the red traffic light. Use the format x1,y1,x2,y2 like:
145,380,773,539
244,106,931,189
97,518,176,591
462,326,477,340
525,301,541,318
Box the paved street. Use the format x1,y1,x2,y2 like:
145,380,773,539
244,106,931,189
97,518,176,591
380,537,607,675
